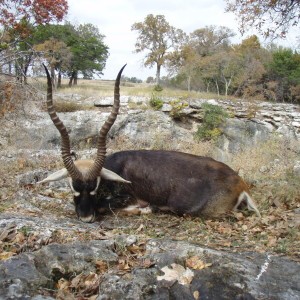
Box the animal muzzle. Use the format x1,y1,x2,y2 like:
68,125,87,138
78,212,96,223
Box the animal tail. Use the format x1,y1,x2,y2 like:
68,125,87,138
234,191,261,218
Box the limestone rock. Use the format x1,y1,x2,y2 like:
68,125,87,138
0,237,298,299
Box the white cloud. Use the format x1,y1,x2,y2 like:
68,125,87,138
66,0,298,80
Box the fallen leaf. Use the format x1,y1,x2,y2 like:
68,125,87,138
186,256,212,270
0,251,15,260
57,278,70,290
141,258,155,268
242,225,248,231
233,212,244,220
70,273,83,288
136,224,144,232
193,290,200,300
118,258,131,271
70,272,100,296
0,223,16,242
95,260,108,273
84,273,99,287
56,289,75,300
267,236,277,247
127,244,144,256
157,263,194,285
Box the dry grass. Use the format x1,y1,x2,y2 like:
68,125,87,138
53,100,92,112
1,136,299,261
31,77,232,100
1,77,299,261
108,134,214,156
230,136,299,184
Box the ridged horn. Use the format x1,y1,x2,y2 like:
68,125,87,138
43,64,83,180
86,64,126,180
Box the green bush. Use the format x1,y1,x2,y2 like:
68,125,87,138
153,84,163,92
169,99,188,120
195,103,228,141
149,93,163,110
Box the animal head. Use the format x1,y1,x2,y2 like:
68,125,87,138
38,65,130,222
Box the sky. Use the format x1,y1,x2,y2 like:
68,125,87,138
66,0,299,80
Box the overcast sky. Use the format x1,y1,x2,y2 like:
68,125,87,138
66,0,298,80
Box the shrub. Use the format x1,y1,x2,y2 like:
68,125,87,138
169,99,188,120
54,100,84,112
149,93,163,110
153,84,163,92
0,78,39,117
195,103,228,141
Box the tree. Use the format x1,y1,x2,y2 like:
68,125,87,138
67,23,109,85
190,26,235,56
168,26,235,92
146,76,154,84
34,38,72,87
131,14,186,85
27,23,109,86
225,0,300,38
267,48,300,101
0,0,68,37
0,0,68,82
232,35,269,97
168,44,200,92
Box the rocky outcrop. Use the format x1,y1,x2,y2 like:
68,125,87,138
1,95,299,155
0,230,299,299
217,118,272,154
1,92,300,299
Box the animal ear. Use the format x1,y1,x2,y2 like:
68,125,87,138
37,168,69,184
100,168,131,183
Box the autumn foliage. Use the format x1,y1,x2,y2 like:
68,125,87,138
226,0,300,38
0,0,68,29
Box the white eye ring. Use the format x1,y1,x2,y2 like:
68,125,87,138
90,177,101,196
69,178,80,196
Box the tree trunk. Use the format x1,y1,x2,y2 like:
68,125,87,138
68,71,76,87
23,55,32,84
206,82,210,93
74,72,78,85
156,64,161,85
214,79,219,96
187,75,191,92
223,76,232,98
8,62,12,76
15,62,22,83
57,71,62,88
68,77,73,87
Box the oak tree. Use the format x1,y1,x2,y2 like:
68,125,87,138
0,0,68,36
132,14,186,85
226,0,300,38
34,37,72,87
67,23,109,86
0,0,68,82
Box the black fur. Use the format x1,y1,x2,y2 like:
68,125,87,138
93,150,248,217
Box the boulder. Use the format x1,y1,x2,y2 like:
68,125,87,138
218,118,272,154
0,236,299,299
109,110,193,148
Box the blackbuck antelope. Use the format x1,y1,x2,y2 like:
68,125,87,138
39,65,261,223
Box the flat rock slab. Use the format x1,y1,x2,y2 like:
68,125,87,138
0,237,299,299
